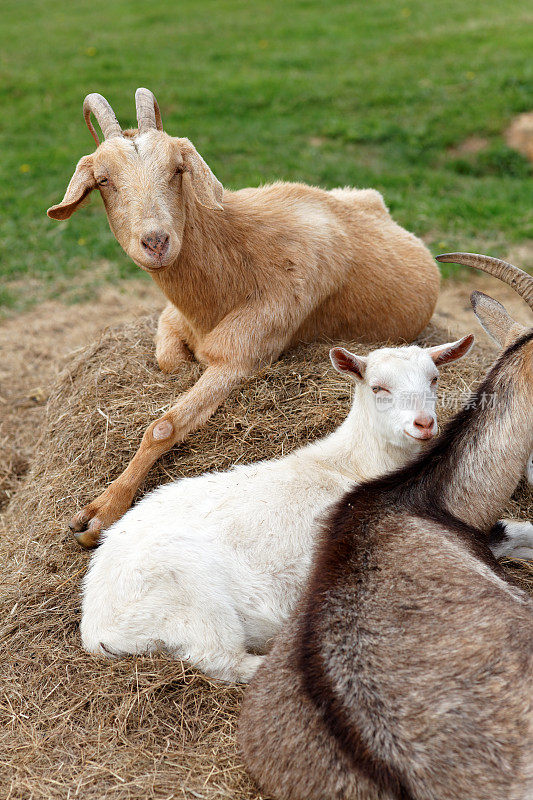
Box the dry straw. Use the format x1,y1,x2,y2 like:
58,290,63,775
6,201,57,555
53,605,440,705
0,315,531,799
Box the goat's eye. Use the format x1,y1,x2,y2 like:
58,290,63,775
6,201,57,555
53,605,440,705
173,166,185,177
431,377,438,386
372,386,389,394
97,177,108,186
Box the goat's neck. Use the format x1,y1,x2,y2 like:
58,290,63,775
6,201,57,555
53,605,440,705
307,390,417,483
422,359,533,530
153,193,253,331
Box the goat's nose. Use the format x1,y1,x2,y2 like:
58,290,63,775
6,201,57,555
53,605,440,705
141,231,170,258
413,413,434,432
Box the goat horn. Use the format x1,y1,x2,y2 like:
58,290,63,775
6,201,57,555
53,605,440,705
83,93,122,147
436,252,533,310
135,87,163,134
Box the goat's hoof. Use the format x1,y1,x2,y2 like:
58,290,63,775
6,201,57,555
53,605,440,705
68,510,102,548
69,508,91,533
71,528,100,549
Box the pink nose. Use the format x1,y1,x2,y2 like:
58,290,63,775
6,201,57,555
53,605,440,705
413,414,434,434
141,231,169,259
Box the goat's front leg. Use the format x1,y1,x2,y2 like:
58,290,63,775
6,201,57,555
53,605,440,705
69,297,312,547
155,303,194,374
69,361,250,547
488,520,533,560
487,452,533,560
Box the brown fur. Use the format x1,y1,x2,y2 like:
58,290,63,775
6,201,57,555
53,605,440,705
48,97,439,544
238,300,533,800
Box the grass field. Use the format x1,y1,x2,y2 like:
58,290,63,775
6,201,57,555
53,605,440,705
1,0,532,314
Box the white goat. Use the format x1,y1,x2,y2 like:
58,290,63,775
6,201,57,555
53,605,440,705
81,336,532,683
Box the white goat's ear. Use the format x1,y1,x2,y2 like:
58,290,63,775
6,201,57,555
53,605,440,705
177,138,223,211
427,334,475,366
47,156,96,220
470,291,525,349
329,347,367,380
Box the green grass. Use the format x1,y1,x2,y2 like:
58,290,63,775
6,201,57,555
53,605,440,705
1,0,532,313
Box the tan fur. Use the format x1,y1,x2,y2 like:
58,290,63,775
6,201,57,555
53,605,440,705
48,100,439,543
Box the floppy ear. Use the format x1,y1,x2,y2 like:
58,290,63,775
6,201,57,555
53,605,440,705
330,347,367,381
177,138,223,211
47,156,96,220
427,334,475,366
470,290,525,349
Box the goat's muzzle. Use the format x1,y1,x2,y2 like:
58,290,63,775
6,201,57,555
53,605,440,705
406,414,436,441
141,231,170,267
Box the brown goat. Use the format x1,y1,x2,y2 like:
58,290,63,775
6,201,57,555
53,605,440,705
48,88,440,546
238,254,533,800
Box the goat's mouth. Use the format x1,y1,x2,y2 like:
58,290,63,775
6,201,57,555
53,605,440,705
139,262,171,273
133,258,173,273
404,429,435,442
132,233,176,272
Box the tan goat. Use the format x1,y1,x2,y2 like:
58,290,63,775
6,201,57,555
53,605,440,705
48,88,440,546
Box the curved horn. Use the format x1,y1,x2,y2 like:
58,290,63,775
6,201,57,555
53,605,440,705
83,93,122,147
135,87,163,134
436,252,533,310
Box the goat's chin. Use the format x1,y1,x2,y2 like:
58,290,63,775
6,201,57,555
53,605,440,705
404,430,435,445
132,258,173,274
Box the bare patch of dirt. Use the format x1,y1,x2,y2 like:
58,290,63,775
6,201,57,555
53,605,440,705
506,111,533,162
448,135,489,157
308,136,327,147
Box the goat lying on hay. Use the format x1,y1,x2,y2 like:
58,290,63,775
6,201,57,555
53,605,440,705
80,335,481,682
79,334,532,684
0,313,531,799
48,87,440,545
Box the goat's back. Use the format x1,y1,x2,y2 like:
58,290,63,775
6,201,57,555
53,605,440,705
239,511,533,800
239,611,400,800
223,181,440,343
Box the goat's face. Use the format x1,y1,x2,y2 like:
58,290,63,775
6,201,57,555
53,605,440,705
330,336,475,449
47,91,223,273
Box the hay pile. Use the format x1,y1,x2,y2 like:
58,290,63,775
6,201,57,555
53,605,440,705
0,314,531,799
0,446,28,511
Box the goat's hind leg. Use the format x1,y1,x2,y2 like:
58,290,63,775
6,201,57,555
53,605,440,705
161,596,264,684
83,577,264,683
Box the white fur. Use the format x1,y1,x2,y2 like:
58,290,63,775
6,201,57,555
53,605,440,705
80,341,472,683
492,456,533,560
492,521,533,560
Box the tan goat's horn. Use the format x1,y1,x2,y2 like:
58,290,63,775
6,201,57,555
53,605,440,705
83,93,123,147
135,88,163,134
436,252,533,310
